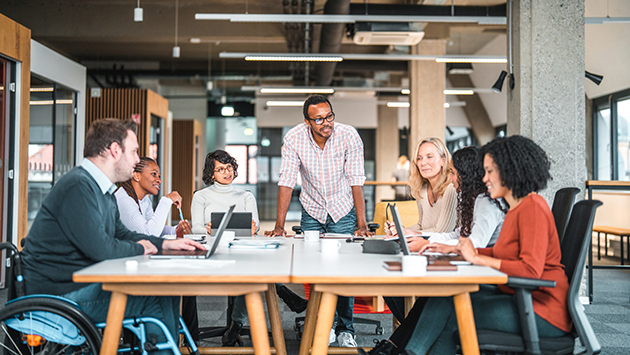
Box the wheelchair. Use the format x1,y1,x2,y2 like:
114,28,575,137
0,242,199,355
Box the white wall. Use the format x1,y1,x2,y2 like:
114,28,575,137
31,40,87,161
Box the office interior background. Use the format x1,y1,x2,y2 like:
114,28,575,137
0,0,629,306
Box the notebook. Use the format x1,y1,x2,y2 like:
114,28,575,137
151,205,235,259
211,212,252,236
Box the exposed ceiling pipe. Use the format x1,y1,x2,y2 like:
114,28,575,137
315,0,350,87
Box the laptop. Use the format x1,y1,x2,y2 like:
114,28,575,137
151,205,235,259
389,204,411,256
211,212,252,236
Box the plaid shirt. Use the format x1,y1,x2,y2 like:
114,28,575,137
278,122,366,224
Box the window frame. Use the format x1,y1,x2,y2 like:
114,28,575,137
593,87,630,180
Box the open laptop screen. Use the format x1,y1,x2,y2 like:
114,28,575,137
390,204,411,256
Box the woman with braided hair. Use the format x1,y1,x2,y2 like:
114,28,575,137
115,157,191,237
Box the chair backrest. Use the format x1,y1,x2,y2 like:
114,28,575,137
559,199,602,355
0,242,26,301
551,187,580,243
372,200,418,235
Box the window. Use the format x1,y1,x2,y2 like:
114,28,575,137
28,77,76,228
593,88,630,180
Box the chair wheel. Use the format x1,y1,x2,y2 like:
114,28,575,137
376,326,383,335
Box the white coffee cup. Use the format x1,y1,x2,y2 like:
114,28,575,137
402,255,427,276
221,230,236,244
320,239,341,254
304,230,320,243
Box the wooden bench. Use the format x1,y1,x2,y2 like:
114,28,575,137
593,226,630,265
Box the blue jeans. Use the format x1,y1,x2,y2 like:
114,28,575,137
231,295,248,325
405,285,568,355
63,283,180,354
301,208,356,335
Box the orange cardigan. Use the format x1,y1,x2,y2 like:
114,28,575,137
478,194,572,333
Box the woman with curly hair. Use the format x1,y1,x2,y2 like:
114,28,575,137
384,137,458,252
401,135,570,355
191,150,259,235
373,147,507,355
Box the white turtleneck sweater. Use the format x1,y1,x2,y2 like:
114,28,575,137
190,182,260,234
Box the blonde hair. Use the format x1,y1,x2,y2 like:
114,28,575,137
409,137,452,200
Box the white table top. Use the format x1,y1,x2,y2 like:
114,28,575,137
291,240,507,284
73,240,294,284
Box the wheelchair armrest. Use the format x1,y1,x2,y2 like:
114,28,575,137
507,276,556,290
292,226,303,234
367,223,380,233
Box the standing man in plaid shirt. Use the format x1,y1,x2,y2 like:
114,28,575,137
265,94,372,347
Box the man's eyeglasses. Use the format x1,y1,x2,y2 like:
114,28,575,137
214,166,234,174
307,112,335,125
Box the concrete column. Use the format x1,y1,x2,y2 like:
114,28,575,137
376,102,399,203
409,39,447,156
508,0,586,202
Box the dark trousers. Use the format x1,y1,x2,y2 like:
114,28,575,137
182,296,199,341
384,296,428,351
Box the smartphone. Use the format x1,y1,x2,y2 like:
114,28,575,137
383,261,402,271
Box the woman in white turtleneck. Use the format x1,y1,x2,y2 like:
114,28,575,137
191,150,259,235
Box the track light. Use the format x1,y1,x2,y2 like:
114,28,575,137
134,0,143,22
585,71,603,86
492,71,507,93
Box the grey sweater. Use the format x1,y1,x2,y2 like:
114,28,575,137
22,166,164,295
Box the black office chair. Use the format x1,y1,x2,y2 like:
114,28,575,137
469,199,602,355
551,187,580,243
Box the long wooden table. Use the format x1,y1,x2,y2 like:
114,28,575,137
291,242,507,355
73,241,293,355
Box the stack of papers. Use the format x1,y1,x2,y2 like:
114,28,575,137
228,239,283,249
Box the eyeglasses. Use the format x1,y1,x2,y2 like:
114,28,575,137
307,112,335,125
214,166,234,174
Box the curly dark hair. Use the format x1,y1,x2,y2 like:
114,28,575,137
452,147,506,238
118,157,156,211
479,135,552,200
202,150,239,185
302,95,333,120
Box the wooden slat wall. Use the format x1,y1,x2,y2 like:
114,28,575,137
86,88,149,155
0,13,31,248
171,120,200,221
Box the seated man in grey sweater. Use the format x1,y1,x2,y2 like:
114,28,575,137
21,118,203,351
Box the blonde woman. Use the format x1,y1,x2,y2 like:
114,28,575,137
385,137,458,252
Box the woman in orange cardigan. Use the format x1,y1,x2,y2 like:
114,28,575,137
405,135,570,355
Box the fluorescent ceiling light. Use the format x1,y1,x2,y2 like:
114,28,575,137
266,101,305,107
245,55,342,62
387,102,410,108
30,87,54,92
260,87,335,94
401,89,410,95
585,17,630,24
195,13,506,25
446,102,467,107
444,89,474,95
190,38,201,43
221,106,235,116
30,99,73,106
222,52,506,63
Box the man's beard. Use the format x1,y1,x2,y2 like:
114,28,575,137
113,158,133,183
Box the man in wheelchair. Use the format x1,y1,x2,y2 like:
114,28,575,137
20,118,203,352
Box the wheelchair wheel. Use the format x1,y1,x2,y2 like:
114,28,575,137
0,296,102,355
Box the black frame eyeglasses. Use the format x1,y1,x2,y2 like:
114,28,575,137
214,166,234,174
307,112,335,125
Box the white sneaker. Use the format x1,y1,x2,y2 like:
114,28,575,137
337,332,357,347
328,328,336,345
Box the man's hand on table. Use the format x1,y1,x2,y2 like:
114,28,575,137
163,238,205,251
354,225,373,237
407,237,429,252
264,226,287,237
138,240,158,255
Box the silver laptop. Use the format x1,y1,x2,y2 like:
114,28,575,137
211,212,252,236
390,205,411,256
151,205,235,259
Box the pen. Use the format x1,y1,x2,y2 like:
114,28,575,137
178,207,184,221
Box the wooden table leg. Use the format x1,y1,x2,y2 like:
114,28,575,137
453,292,479,355
100,291,128,355
245,291,271,355
311,291,337,355
298,290,322,355
265,284,287,355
